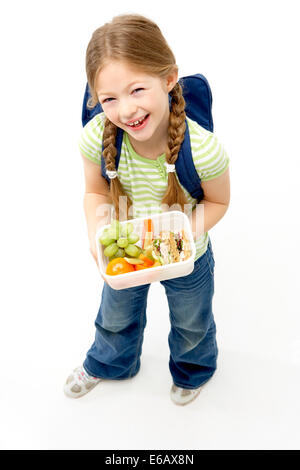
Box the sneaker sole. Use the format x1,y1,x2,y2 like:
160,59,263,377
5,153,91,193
170,387,202,406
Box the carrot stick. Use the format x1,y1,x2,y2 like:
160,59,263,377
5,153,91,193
142,219,154,249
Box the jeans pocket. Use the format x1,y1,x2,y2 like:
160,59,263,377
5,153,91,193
192,255,203,274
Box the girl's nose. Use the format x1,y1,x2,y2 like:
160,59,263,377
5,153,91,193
119,100,138,123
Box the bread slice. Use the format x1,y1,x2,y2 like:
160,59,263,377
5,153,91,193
181,229,191,260
169,232,180,262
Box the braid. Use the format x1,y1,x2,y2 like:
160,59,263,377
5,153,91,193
102,118,133,220
102,117,118,167
161,82,189,211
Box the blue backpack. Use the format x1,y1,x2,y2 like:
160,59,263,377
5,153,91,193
81,74,213,202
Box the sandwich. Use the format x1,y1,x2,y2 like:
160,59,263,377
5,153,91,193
150,230,191,265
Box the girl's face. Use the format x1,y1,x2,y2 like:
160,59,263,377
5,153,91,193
96,60,178,150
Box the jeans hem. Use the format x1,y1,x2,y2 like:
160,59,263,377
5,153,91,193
172,371,216,390
83,363,141,381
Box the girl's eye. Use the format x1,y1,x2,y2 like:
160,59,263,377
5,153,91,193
102,88,144,104
102,97,114,103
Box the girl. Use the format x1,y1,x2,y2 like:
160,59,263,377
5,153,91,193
64,14,230,406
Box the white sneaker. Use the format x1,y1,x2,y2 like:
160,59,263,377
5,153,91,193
170,383,202,406
64,365,102,398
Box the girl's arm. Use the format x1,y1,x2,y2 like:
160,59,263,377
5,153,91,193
190,167,230,240
81,155,113,263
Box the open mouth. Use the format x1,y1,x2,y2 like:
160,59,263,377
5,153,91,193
126,114,150,130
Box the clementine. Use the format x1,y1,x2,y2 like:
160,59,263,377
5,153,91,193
106,257,135,275
138,254,154,267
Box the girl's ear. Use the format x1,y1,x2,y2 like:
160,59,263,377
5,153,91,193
166,68,179,93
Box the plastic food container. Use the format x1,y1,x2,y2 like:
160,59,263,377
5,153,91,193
95,210,196,290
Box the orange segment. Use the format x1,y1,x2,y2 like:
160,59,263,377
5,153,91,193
138,254,154,267
106,257,135,275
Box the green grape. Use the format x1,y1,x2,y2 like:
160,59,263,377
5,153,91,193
121,222,134,237
116,248,125,257
109,248,125,261
99,231,115,246
127,232,139,244
124,244,141,258
103,242,119,258
106,228,119,241
117,237,129,248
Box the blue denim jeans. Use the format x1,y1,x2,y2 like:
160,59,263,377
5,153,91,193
83,238,218,389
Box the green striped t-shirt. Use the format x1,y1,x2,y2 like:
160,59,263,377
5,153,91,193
79,112,229,261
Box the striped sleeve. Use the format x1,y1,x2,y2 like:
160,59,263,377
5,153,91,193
78,113,105,165
189,120,230,181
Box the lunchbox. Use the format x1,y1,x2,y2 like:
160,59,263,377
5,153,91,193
95,210,196,290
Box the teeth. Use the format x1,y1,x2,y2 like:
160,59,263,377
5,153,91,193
128,115,146,126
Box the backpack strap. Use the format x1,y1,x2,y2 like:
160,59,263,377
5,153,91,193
175,119,204,202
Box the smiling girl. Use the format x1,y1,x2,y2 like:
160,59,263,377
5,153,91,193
64,14,230,406
96,60,174,160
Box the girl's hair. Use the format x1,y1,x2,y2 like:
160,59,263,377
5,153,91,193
85,13,189,219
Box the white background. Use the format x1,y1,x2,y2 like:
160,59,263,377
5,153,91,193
0,0,299,450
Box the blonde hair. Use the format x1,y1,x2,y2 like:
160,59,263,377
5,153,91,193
85,14,189,219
